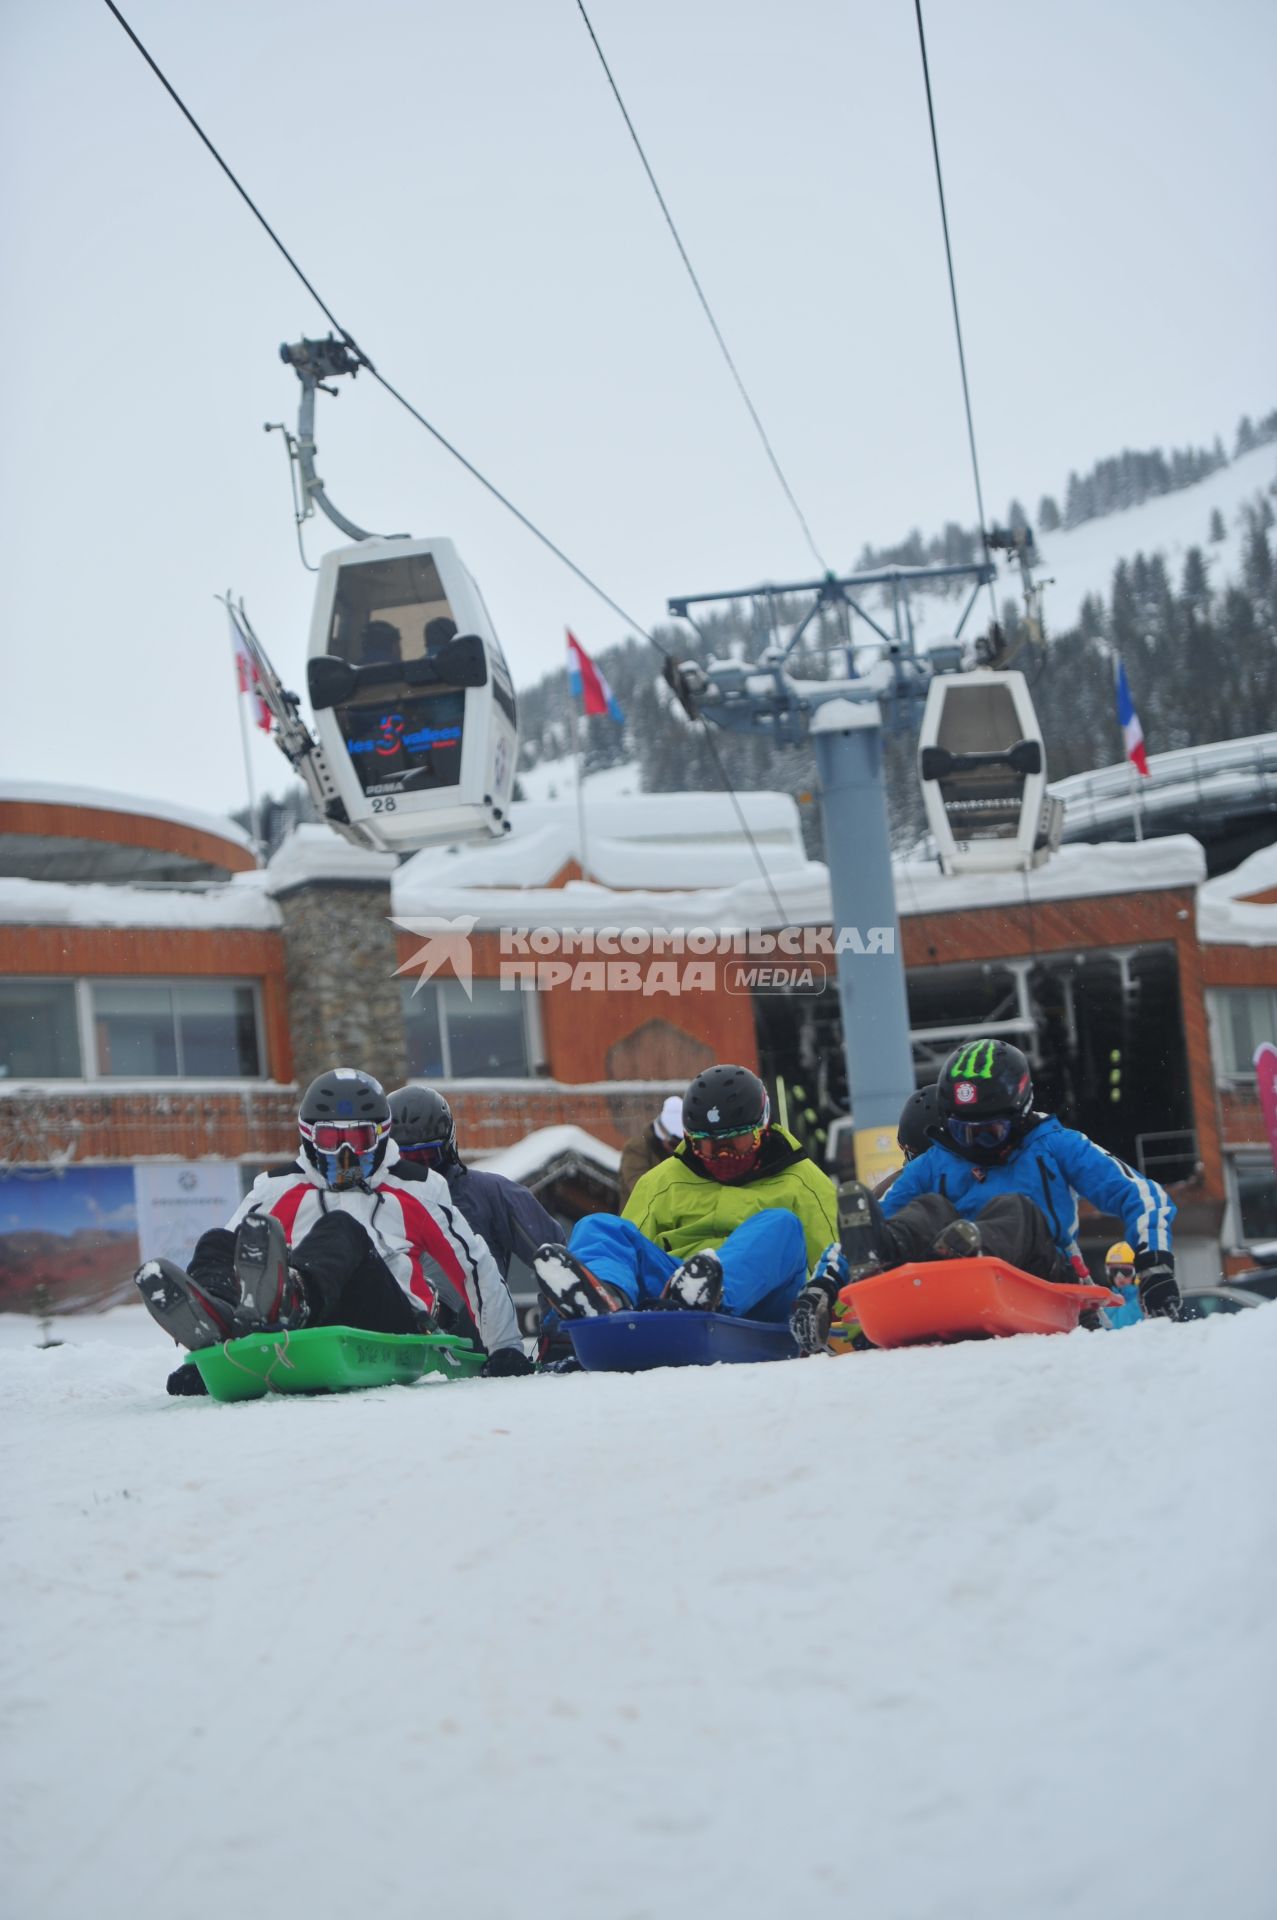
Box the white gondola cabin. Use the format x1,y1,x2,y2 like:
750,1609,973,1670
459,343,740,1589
918,669,1063,874
304,536,517,852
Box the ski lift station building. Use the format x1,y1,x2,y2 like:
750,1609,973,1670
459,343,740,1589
2,760,1276,1308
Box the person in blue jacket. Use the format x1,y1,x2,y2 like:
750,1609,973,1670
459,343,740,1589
791,1038,1180,1352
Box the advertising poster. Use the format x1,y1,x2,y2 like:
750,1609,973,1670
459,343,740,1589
0,1165,140,1313
134,1162,244,1270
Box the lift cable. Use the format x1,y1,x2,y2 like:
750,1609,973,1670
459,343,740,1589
576,1,830,578
913,0,999,629
101,0,790,924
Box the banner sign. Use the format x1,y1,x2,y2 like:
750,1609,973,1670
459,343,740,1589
135,1163,244,1270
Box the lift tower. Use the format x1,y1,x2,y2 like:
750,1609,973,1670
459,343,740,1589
666,560,994,1183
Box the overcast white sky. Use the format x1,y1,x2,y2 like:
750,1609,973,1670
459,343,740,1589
2,0,1273,820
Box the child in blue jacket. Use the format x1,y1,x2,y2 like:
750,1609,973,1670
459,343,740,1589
792,1039,1180,1352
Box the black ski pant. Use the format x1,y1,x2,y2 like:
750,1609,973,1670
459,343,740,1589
878,1191,1075,1286
190,1214,425,1335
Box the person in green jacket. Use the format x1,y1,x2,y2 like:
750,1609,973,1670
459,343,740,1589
533,1065,839,1325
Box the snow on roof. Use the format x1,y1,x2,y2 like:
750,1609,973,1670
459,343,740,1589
0,778,253,850
473,1124,621,1181
0,872,280,931
397,790,809,892
396,835,1207,934
264,824,399,894
1198,843,1277,946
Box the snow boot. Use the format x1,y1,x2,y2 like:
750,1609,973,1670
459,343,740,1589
532,1243,628,1319
662,1250,723,1312
135,1258,239,1351
836,1180,893,1271
932,1218,982,1260
233,1213,309,1332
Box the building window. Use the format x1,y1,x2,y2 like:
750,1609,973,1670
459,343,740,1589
1208,988,1277,1079
403,979,531,1079
0,980,83,1079
1230,1153,1277,1247
91,982,262,1078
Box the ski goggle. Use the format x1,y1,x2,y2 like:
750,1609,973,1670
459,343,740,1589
303,1121,383,1154
946,1114,1013,1150
688,1125,764,1156
399,1138,448,1161
1106,1264,1136,1282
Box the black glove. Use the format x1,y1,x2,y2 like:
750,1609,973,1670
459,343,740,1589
1135,1248,1181,1320
481,1345,536,1378
166,1361,209,1397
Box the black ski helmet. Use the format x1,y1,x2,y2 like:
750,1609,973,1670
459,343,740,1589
897,1083,941,1160
388,1085,458,1165
936,1039,1033,1162
683,1065,770,1138
298,1068,392,1186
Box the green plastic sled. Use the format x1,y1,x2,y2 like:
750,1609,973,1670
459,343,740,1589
188,1324,486,1403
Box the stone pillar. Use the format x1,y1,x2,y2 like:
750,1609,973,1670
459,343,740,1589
267,831,408,1096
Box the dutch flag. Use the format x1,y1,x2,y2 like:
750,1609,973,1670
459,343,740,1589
566,630,624,723
1114,657,1149,777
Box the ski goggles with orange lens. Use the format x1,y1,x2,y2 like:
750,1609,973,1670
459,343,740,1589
688,1125,765,1155
304,1121,383,1155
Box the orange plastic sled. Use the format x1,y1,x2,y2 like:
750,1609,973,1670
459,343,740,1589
837,1257,1121,1349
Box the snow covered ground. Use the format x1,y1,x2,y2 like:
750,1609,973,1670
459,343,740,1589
4,1303,1273,1920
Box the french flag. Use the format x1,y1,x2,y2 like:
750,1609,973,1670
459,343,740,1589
567,630,624,723
1115,658,1149,777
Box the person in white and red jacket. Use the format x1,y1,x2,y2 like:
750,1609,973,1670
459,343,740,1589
136,1068,528,1394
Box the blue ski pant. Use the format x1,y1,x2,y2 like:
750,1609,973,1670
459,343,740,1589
567,1209,809,1323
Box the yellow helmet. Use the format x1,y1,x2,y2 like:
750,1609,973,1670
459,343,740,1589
1105,1240,1136,1270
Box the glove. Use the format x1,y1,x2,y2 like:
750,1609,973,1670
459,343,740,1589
166,1361,208,1397
1135,1248,1181,1320
481,1345,536,1378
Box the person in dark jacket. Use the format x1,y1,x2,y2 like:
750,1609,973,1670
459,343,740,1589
387,1085,560,1284
618,1096,684,1206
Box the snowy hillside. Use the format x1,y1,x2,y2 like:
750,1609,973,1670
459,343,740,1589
4,1305,1272,1920
518,444,1277,799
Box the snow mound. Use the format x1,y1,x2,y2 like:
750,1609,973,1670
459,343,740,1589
4,1303,1273,1918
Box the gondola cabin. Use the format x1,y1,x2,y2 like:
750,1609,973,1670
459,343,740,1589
304,537,518,851
918,669,1063,874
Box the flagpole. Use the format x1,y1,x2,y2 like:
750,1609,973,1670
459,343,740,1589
228,598,264,866
567,683,591,883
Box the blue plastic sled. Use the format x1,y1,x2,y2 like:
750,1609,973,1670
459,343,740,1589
567,1310,798,1372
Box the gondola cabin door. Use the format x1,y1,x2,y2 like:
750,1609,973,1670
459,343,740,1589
305,537,517,851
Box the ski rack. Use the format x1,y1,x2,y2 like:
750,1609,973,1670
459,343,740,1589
220,594,361,843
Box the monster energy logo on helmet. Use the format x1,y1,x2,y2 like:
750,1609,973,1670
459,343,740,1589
948,1040,998,1080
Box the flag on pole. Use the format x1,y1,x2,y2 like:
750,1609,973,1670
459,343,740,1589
1114,658,1149,776
232,623,272,733
1256,1042,1277,1177
566,630,624,723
